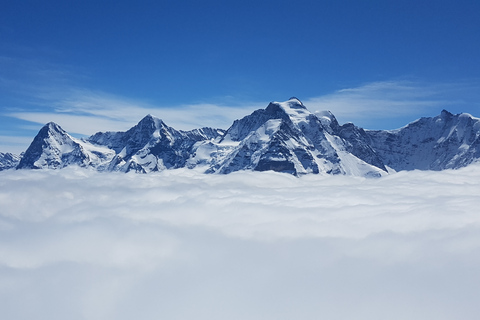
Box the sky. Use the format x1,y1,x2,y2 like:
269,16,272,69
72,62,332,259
1,0,480,153
1,165,480,319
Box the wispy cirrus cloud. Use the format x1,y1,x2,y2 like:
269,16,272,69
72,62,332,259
0,135,33,154
2,55,480,152
9,78,477,136
6,87,263,136
0,56,263,139
305,80,476,129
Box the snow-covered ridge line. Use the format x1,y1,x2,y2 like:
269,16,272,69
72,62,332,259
3,98,480,176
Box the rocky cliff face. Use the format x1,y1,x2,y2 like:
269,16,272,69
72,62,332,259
11,98,480,176
0,152,21,171
204,98,386,176
366,110,480,171
88,115,224,173
16,122,115,170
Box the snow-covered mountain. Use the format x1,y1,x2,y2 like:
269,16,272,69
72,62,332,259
88,114,224,173
10,98,480,176
200,98,386,176
366,109,480,171
0,152,21,171
16,122,115,170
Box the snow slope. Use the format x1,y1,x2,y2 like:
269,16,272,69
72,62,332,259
367,110,480,170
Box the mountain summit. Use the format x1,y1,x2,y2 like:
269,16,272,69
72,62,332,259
206,97,385,176
9,98,480,176
16,122,115,170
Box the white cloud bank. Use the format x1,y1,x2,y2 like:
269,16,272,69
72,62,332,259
1,166,480,320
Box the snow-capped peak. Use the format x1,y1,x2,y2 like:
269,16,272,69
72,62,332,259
137,114,166,130
287,97,306,107
266,98,312,127
314,110,338,127
41,122,66,135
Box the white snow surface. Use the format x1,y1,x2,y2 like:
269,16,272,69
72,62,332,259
1,165,480,320
32,125,115,169
274,97,311,126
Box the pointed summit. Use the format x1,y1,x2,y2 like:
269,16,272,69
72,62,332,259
440,109,453,119
287,97,306,109
38,121,66,137
264,98,312,129
136,114,166,131
16,122,89,169
266,97,306,113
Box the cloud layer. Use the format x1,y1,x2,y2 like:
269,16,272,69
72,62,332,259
1,166,480,319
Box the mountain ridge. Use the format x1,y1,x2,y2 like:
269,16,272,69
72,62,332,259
3,98,480,176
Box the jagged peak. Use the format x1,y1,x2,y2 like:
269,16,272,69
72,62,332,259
288,96,304,105
139,114,159,122
0,152,20,160
315,110,335,120
266,97,306,111
37,122,68,137
438,110,479,122
285,97,307,109
314,110,339,127
44,121,64,131
440,109,453,118
136,114,166,129
264,98,311,127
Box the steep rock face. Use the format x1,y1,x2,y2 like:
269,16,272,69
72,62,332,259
16,122,89,169
16,122,114,170
88,115,224,173
367,110,480,171
213,119,313,175
0,152,21,171
206,98,387,176
335,122,387,172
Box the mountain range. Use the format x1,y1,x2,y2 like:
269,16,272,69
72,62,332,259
2,98,480,176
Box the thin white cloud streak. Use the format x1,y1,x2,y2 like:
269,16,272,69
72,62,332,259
2,55,480,140
7,80,470,137
7,112,134,137
306,80,461,128
0,136,32,154
3,70,480,153
1,55,260,137
1,166,480,319
7,89,262,136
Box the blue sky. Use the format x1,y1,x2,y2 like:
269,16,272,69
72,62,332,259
1,0,480,153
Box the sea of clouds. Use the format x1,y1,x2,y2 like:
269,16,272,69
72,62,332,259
1,165,480,320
